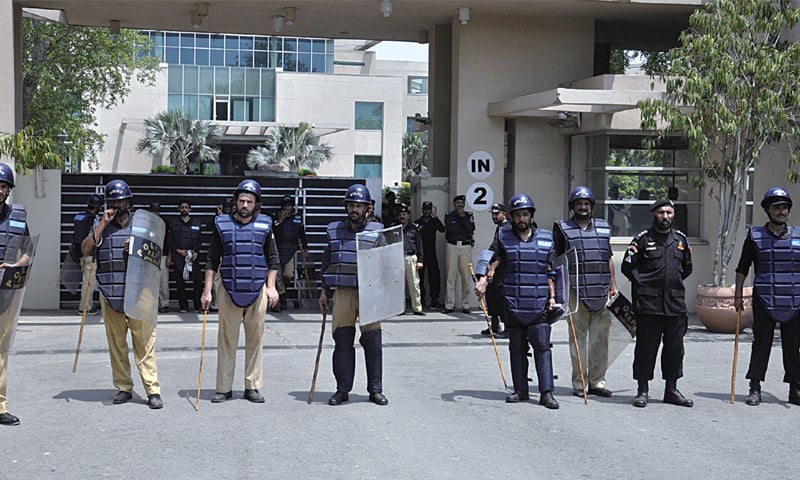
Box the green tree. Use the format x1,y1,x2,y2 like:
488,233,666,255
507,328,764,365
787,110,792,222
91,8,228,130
639,0,800,287
402,132,428,182
136,109,223,175
246,122,333,173
22,18,159,169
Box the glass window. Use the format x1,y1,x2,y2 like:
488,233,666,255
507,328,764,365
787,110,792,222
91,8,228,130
269,51,282,69
196,34,209,48
183,66,198,93
254,36,269,51
180,47,194,65
284,38,297,52
298,38,312,53
199,67,214,94
183,95,198,119
195,49,209,66
150,32,165,61
283,52,297,71
312,39,326,53
270,37,282,51
239,52,253,67
326,54,334,73
245,68,260,96
166,32,179,47
211,34,225,48
230,68,245,95
260,98,275,122
168,94,182,112
165,47,179,64
297,53,311,73
311,53,325,73
225,35,239,49
225,50,239,67
199,95,213,120
354,155,382,178
180,33,194,47
585,134,702,237
215,67,229,94
326,39,335,54
210,49,224,66
168,65,183,93
239,36,253,51
355,102,384,130
408,76,429,95
231,97,254,121
254,52,268,68
215,100,228,121
260,69,276,97
407,117,416,133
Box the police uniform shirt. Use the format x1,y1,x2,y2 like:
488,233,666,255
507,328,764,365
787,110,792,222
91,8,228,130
73,210,96,249
444,211,475,244
402,223,424,264
273,214,308,250
205,217,280,273
415,215,445,254
170,216,202,252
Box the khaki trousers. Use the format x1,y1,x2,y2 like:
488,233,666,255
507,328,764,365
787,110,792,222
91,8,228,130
158,255,169,309
99,295,160,395
444,243,473,310
275,257,295,295
332,287,380,333
568,300,611,391
0,349,7,414
79,255,96,311
215,275,269,392
0,292,23,413
404,254,423,313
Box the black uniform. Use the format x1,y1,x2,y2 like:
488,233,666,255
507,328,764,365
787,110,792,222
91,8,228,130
485,220,508,332
621,228,692,382
170,216,202,311
415,214,445,306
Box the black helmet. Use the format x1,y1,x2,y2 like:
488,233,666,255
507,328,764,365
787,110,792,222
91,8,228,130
87,194,103,207
344,184,371,204
281,195,294,206
234,179,262,202
105,180,132,201
508,193,535,214
568,186,595,208
0,163,14,187
761,187,792,210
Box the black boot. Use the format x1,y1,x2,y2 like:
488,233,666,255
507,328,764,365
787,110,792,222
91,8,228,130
539,391,559,409
505,391,530,403
633,380,649,408
360,329,388,405
745,380,761,406
330,326,356,405
789,382,800,406
663,379,693,407
279,296,288,311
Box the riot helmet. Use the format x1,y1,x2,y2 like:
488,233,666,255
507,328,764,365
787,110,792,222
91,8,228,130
234,179,262,202
344,184,372,204
105,179,132,201
568,186,595,208
508,193,536,214
0,162,15,188
87,194,103,207
760,187,792,211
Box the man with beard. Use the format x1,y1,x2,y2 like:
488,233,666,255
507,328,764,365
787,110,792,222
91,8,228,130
0,163,31,426
622,199,693,408
72,193,103,314
398,204,425,316
272,195,308,312
415,201,445,309
554,186,618,398
320,184,389,406
475,194,560,410
81,180,164,409
481,203,508,337
170,200,202,313
443,195,475,314
201,180,279,404
734,187,800,406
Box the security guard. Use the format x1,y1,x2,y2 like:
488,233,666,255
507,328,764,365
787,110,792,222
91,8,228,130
482,202,508,337
475,194,560,410
201,180,279,404
170,200,202,313
72,193,103,314
734,187,800,406
398,204,425,316
81,180,163,409
272,195,308,312
443,194,475,314
554,186,618,398
319,184,388,406
415,201,445,309
0,163,30,426
621,198,693,408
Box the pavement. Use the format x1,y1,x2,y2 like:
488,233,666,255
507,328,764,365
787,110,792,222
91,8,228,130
1,306,795,479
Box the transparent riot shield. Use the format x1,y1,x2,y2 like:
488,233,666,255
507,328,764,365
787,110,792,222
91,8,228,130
60,248,83,295
124,210,165,324
357,225,405,326
0,235,39,354
555,248,579,320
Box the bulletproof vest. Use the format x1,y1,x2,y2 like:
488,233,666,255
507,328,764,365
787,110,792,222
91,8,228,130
0,204,28,260
72,212,95,248
172,217,201,250
556,218,612,311
751,226,800,323
322,220,382,288
499,226,553,325
277,216,303,264
95,220,130,313
216,213,272,308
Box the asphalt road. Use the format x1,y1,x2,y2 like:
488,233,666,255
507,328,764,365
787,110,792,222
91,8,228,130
1,308,794,479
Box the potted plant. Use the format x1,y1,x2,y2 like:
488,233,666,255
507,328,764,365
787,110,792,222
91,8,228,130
0,126,62,174
639,0,800,332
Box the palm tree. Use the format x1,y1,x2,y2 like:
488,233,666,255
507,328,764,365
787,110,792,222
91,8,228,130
136,109,223,175
246,122,332,173
402,132,428,182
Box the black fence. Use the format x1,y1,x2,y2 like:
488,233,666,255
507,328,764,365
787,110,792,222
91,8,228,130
60,173,363,310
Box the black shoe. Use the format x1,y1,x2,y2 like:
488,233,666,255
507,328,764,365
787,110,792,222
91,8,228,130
148,394,164,409
209,307,218,313
539,392,560,409
588,386,613,398
789,385,800,406
112,391,132,404
442,308,455,314
211,391,233,403
0,412,20,426
412,311,426,316
505,391,530,403
158,307,169,313
632,392,648,408
663,388,694,407
480,327,492,336
369,392,388,405
244,389,265,403
328,391,349,406
293,300,300,309
279,297,288,311
179,308,188,313
430,300,442,309
462,308,471,314
746,389,762,406
572,389,584,398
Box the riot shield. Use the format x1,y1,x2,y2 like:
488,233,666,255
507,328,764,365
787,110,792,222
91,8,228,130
0,235,39,354
357,225,405,326
124,210,165,324
605,290,637,368
60,250,82,295
555,248,579,319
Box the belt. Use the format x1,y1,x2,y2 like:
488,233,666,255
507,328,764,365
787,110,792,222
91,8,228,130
405,250,417,256
447,240,473,246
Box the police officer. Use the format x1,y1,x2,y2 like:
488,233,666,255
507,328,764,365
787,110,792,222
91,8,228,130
443,195,475,314
621,198,693,408
734,187,800,406
367,199,382,224
482,202,508,337
0,163,30,426
319,184,388,406
148,203,171,314
415,201,445,309
171,199,202,313
201,180,279,404
72,193,103,314
272,195,308,312
382,191,399,227
554,186,618,398
81,180,163,409
475,194,560,410
398,204,425,316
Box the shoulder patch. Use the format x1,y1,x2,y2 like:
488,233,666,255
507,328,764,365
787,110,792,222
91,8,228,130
634,230,649,240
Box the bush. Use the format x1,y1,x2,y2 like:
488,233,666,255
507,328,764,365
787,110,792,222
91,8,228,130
151,165,176,173
296,168,317,176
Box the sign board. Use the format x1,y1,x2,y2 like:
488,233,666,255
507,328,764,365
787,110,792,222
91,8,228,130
467,151,494,180
467,182,493,211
